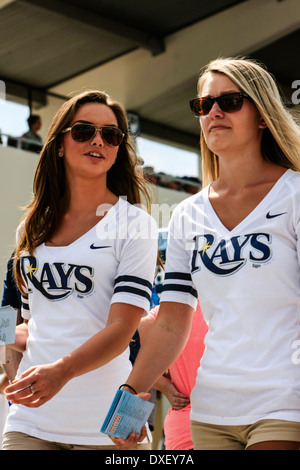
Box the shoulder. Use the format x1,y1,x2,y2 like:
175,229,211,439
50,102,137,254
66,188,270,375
121,197,155,217
16,219,26,244
285,168,300,186
282,169,300,202
169,187,207,223
120,197,157,233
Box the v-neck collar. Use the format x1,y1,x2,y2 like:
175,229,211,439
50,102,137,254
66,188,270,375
204,169,292,236
43,197,121,249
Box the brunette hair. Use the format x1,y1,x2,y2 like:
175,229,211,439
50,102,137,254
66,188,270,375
15,90,151,291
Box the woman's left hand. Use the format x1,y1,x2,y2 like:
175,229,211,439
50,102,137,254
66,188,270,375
4,361,67,407
110,426,148,450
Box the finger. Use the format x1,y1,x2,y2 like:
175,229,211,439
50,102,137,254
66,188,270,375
110,427,147,449
111,434,139,450
5,374,35,394
136,392,151,401
6,379,41,400
8,388,48,407
173,395,190,403
174,392,189,399
6,383,33,399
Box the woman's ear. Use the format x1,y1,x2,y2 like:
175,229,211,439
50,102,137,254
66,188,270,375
259,117,268,129
58,145,63,158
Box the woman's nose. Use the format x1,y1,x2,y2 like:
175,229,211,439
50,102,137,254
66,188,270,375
208,101,224,118
91,129,104,146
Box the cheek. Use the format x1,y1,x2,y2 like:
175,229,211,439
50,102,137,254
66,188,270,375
199,117,210,140
109,147,119,162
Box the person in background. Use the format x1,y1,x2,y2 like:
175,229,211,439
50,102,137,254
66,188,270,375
2,90,157,450
0,252,22,446
110,56,300,450
21,114,43,152
138,300,207,450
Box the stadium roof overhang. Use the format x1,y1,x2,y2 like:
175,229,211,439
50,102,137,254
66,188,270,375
1,0,300,149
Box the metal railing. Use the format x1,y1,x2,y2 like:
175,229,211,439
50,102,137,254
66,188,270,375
0,132,42,152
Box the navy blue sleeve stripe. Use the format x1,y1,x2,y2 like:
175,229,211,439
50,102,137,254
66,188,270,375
21,301,30,310
114,275,152,290
161,283,198,299
113,286,151,301
164,272,192,281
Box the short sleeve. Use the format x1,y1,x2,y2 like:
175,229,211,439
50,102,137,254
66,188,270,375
15,221,31,319
21,293,31,320
160,206,198,310
111,210,158,311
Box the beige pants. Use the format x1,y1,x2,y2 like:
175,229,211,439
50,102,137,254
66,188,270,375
2,431,151,450
191,419,300,450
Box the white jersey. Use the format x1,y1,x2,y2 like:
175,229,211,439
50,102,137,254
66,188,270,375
160,169,300,425
5,197,157,445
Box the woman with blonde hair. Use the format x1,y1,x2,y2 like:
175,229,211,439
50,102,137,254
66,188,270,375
112,57,300,450
198,57,300,185
3,90,157,450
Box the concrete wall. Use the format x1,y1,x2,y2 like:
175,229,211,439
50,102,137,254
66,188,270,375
0,145,38,298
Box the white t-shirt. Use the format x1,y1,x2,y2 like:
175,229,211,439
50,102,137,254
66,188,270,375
4,197,157,445
160,169,300,425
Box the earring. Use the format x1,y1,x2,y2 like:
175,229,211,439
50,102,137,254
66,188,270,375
58,151,63,157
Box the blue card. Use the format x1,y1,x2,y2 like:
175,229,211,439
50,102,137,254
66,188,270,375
0,305,17,345
100,389,154,439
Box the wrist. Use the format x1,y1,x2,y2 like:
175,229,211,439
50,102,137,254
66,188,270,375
119,383,137,395
55,355,75,383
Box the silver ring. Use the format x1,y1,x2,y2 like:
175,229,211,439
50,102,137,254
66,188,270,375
30,385,35,394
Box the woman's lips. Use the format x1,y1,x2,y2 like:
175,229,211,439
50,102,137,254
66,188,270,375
85,151,105,159
209,125,230,132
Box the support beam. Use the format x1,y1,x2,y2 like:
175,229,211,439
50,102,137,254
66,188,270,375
51,0,300,111
20,0,165,55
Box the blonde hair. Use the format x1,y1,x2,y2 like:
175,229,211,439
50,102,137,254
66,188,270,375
197,57,300,186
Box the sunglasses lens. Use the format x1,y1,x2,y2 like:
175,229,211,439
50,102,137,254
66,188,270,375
190,93,245,117
71,124,95,142
101,127,124,146
218,93,243,113
70,124,123,146
190,98,213,116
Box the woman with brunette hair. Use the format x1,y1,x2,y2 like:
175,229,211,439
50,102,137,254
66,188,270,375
112,57,300,450
2,90,157,450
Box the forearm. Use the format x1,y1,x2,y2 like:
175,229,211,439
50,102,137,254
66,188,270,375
127,303,194,393
59,322,132,382
59,304,143,382
153,374,172,395
0,372,10,392
127,329,183,393
5,320,138,406
7,322,28,352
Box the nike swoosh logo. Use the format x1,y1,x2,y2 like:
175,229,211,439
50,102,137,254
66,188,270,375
266,211,287,219
90,244,111,250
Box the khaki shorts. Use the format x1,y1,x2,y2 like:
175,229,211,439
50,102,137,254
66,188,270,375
2,431,151,450
191,419,300,450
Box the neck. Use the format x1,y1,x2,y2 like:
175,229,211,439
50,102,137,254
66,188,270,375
215,147,268,191
65,176,117,217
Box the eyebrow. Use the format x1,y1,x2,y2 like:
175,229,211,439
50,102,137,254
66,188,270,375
73,120,118,127
200,90,240,98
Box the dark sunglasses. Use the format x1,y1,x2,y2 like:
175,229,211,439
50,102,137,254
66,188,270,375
61,123,125,146
190,92,251,117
